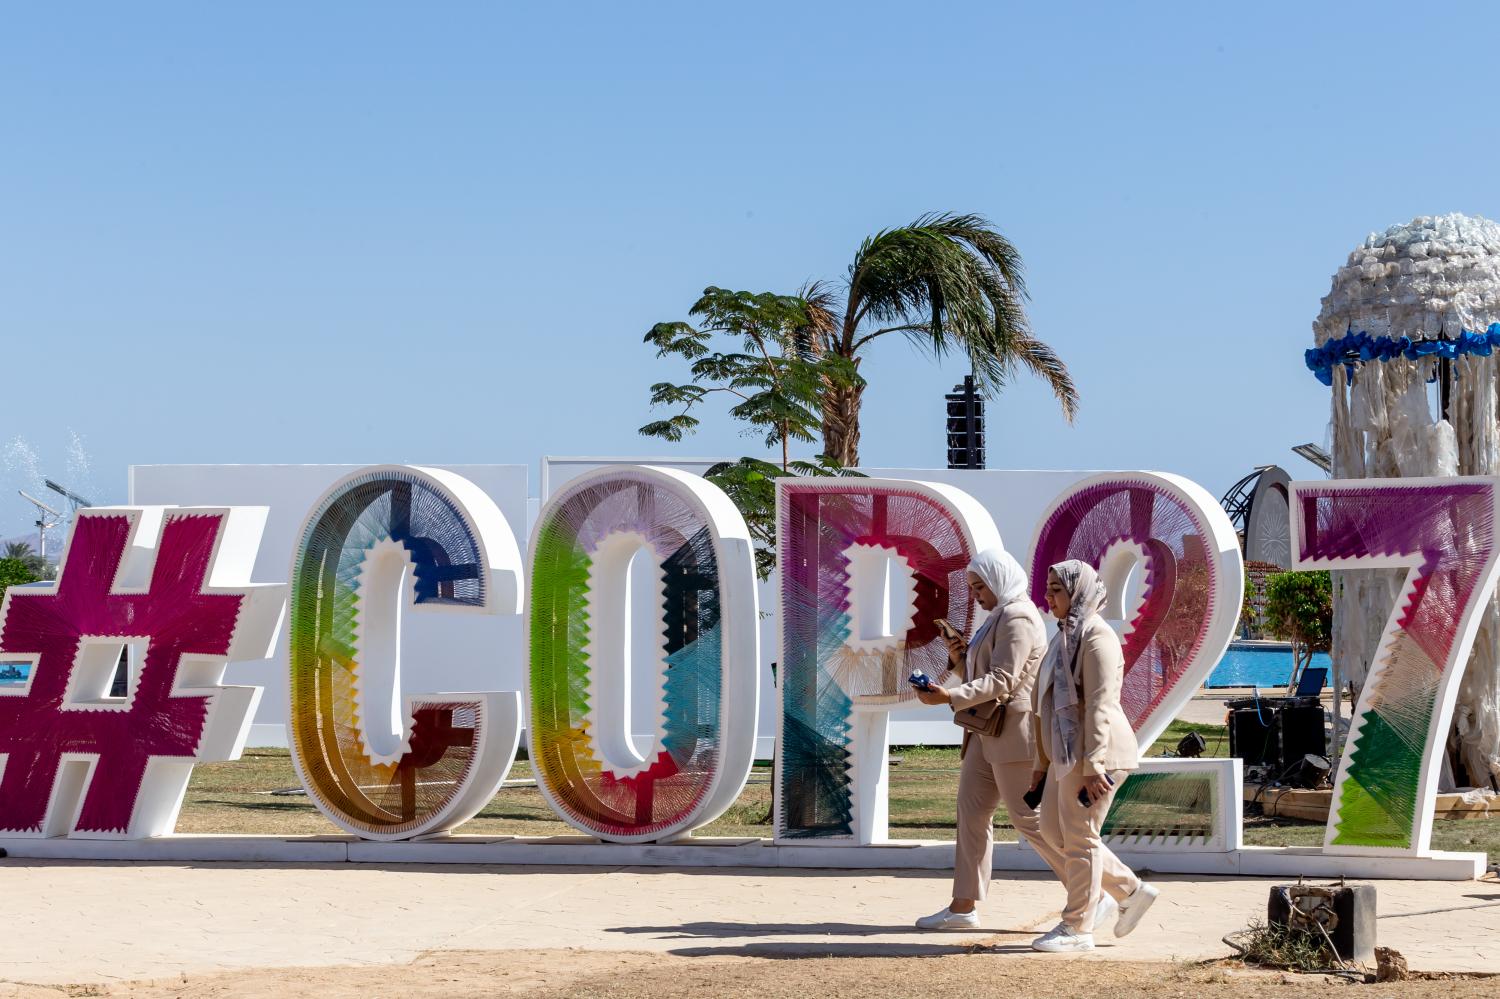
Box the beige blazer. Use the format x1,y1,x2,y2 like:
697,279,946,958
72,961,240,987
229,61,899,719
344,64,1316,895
1033,614,1139,777
948,601,1048,764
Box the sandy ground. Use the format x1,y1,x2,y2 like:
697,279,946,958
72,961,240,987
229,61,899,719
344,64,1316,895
4,860,1500,996
3,950,1498,998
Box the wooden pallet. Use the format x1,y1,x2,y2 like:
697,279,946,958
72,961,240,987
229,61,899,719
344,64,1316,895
1245,785,1500,822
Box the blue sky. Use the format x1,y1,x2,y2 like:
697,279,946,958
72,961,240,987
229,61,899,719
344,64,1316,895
3,3,1498,538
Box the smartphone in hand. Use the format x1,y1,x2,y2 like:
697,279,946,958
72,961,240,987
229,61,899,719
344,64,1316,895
933,618,961,642
1023,774,1046,810
1077,773,1116,807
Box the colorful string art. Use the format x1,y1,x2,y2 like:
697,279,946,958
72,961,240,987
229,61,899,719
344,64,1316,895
288,466,523,841
1293,478,1500,853
1101,766,1218,844
1026,474,1243,851
528,465,758,843
1028,472,1243,747
0,507,283,838
775,479,999,840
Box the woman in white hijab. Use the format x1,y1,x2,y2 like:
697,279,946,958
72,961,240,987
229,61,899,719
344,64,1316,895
1027,559,1158,953
911,547,1066,930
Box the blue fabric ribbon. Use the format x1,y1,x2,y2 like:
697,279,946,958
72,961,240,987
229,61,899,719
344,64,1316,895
1304,323,1500,385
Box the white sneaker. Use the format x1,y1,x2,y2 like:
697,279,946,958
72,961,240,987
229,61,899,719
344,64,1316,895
1091,892,1119,933
1031,922,1095,953
915,906,980,930
1113,882,1160,938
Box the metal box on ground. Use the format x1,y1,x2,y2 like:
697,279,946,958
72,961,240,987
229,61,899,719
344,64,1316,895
1268,880,1376,967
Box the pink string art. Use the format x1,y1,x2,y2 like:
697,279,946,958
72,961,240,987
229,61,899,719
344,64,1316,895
1029,477,1218,734
0,513,245,835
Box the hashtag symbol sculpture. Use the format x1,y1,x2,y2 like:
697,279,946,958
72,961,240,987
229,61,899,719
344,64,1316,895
0,507,284,838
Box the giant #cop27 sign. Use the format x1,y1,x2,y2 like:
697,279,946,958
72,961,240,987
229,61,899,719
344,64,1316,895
0,464,1493,863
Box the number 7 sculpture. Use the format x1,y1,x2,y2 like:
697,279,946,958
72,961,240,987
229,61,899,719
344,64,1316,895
1291,477,1500,854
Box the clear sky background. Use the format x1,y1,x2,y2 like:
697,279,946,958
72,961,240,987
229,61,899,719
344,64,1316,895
3,3,1498,539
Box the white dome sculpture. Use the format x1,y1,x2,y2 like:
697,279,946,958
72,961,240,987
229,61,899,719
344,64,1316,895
1315,213,1500,346
1315,212,1500,790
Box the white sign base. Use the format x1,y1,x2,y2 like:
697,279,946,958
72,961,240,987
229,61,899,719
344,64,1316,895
0,835,1481,880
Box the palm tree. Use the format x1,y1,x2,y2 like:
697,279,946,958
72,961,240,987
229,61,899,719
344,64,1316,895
3,541,50,580
808,213,1078,466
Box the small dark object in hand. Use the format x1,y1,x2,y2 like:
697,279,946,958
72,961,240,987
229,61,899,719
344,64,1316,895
1077,772,1114,807
1023,773,1046,810
907,670,934,691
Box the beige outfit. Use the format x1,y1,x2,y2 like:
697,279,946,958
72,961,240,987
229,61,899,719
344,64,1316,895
1033,614,1141,929
950,602,1066,901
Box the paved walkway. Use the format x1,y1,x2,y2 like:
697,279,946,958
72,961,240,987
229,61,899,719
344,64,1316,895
3,860,1500,986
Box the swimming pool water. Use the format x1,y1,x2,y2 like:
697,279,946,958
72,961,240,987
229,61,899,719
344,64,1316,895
1206,647,1330,689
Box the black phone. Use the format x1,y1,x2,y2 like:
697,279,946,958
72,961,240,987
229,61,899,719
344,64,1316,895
1077,773,1115,807
1023,773,1046,810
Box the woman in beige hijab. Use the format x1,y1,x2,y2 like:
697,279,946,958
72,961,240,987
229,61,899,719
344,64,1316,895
911,547,1066,930
1028,559,1159,953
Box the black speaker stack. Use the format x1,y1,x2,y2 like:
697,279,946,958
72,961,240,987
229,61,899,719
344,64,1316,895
1226,695,1327,781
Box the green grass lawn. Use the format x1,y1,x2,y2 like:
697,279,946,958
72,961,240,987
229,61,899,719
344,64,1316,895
175,721,1500,862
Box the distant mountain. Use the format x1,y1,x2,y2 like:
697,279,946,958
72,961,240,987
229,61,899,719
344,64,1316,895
0,531,43,551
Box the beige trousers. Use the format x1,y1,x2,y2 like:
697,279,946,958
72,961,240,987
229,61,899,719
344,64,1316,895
1036,762,1141,930
953,742,1067,901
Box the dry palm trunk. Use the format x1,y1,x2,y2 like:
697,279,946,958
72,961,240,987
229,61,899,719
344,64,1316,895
821,382,864,468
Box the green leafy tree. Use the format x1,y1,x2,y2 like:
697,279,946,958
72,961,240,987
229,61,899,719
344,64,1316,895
640,286,861,470
1262,570,1333,687
0,556,40,596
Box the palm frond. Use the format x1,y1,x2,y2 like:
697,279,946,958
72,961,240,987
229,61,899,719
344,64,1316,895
795,280,842,356
838,212,1074,422
1000,332,1079,423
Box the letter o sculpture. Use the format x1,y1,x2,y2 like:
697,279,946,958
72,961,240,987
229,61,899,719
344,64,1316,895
288,465,523,840
528,465,758,843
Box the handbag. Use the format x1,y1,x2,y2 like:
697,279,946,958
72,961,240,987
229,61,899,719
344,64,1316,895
953,697,1006,738
950,618,1009,739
